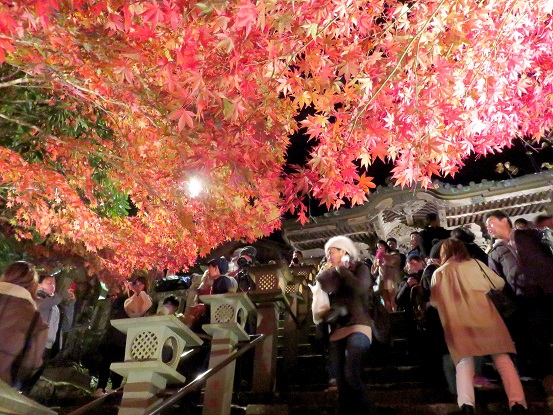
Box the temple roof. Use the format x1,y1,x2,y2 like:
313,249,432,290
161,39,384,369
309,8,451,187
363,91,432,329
282,171,553,255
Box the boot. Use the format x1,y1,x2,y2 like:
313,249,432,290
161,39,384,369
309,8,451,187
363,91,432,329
510,403,528,414
460,404,475,415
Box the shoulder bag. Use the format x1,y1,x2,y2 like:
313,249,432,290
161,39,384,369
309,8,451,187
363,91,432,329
475,259,517,319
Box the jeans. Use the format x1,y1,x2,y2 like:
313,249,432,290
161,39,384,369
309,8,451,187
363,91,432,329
330,332,375,415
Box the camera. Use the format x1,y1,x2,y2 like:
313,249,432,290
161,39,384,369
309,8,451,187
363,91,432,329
237,256,253,269
234,246,257,269
235,268,256,292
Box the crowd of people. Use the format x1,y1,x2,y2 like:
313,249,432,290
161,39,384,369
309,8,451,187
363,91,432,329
0,245,261,399
0,210,552,415
314,211,553,415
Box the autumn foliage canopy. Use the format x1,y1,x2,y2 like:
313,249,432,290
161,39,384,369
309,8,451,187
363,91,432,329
1,0,553,278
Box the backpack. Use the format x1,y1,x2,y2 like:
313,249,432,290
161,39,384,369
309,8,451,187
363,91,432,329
512,228,553,295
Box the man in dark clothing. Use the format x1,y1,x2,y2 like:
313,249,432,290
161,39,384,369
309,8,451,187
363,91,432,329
208,256,237,294
486,210,553,386
21,274,77,394
395,255,425,359
94,289,128,397
36,275,76,360
395,255,424,313
414,241,453,388
535,214,553,230
419,213,450,257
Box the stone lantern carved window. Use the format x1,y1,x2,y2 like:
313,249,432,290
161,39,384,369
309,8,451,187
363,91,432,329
236,307,246,327
285,285,296,295
214,303,235,323
211,301,249,329
130,331,159,360
161,336,178,366
257,273,278,290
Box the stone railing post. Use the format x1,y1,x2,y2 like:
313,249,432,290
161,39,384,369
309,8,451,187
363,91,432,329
247,263,296,393
199,293,255,415
110,315,203,415
289,264,317,317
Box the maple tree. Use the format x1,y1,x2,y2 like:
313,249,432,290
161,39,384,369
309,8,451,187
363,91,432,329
1,0,553,279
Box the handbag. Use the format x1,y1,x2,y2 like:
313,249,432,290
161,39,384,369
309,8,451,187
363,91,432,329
475,260,517,319
309,280,330,324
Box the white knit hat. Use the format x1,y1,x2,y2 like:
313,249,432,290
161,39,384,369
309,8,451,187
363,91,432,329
324,236,359,261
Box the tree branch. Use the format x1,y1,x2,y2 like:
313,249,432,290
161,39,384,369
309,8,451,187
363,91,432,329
0,77,31,88
0,112,42,131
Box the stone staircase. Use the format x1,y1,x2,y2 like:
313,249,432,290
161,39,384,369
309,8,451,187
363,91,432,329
13,306,552,415
265,311,551,415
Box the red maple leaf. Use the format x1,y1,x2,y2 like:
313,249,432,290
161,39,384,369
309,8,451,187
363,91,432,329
370,140,389,163
169,108,195,131
357,173,376,192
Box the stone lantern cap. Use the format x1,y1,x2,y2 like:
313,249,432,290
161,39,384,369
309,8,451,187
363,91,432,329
111,314,203,347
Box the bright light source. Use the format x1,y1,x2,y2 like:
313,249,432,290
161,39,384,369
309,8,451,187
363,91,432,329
188,177,203,197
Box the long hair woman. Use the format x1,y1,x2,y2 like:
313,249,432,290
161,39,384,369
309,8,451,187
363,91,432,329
371,240,401,312
317,236,375,415
430,238,527,415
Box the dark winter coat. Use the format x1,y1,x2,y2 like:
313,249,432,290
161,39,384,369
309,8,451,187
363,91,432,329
512,228,553,295
0,283,48,386
488,239,526,295
316,261,374,331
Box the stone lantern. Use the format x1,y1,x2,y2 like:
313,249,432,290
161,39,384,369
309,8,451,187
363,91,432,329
110,314,203,415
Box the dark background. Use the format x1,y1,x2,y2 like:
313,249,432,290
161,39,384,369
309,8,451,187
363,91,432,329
284,135,553,218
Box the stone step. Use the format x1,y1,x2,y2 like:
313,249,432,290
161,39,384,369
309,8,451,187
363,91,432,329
277,342,324,356
51,373,550,415
283,401,550,415
236,382,549,415
249,381,550,415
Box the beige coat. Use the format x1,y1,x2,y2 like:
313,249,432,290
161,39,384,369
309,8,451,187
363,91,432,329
430,259,515,365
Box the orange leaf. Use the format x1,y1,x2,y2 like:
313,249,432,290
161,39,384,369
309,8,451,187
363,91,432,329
357,173,376,191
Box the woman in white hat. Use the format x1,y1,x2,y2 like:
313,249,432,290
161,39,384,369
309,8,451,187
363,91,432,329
317,236,375,415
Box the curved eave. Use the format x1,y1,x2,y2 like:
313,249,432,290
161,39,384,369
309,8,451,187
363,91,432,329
282,171,553,251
